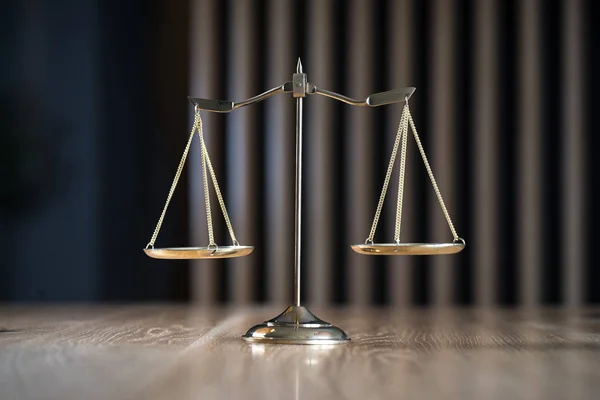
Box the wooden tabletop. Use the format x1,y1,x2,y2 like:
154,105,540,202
1,305,600,400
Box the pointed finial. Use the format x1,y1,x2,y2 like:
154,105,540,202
296,57,303,73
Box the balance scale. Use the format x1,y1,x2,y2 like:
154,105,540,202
144,59,465,344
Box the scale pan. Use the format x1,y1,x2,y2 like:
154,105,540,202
351,242,464,256
144,246,254,259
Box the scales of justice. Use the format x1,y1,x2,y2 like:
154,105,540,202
144,59,465,344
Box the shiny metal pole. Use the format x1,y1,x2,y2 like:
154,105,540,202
294,60,303,307
242,59,349,344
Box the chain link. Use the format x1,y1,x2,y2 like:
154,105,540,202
407,111,460,241
146,111,241,249
200,136,239,246
394,105,410,243
146,114,199,249
149,105,460,249
197,115,216,246
366,104,409,243
365,105,461,244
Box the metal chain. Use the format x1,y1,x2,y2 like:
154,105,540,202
365,104,462,244
146,111,241,249
366,104,410,243
394,104,410,243
146,113,200,249
200,136,239,246
406,110,460,241
197,114,216,247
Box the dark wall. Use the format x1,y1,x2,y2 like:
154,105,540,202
0,0,190,301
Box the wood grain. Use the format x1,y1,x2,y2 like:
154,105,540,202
1,306,600,400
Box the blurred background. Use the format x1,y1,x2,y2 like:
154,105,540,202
0,0,598,307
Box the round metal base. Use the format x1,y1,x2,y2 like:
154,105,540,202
242,306,350,345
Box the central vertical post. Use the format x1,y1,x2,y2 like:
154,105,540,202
242,58,349,343
293,58,306,307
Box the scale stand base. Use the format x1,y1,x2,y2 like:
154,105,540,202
242,306,350,345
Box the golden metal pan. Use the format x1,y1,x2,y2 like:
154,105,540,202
144,246,254,260
351,242,465,256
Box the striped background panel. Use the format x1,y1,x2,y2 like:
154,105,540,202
189,0,594,307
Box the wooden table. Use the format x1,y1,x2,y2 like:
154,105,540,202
1,305,600,400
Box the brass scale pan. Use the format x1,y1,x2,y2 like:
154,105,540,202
144,246,254,259
144,242,462,259
351,241,465,256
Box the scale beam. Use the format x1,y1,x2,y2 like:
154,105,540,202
188,82,293,113
307,85,415,107
189,83,415,113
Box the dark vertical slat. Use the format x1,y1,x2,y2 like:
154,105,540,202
410,0,431,305
518,0,542,308
497,0,518,306
562,0,585,307
306,0,335,305
585,0,599,304
331,0,349,304
429,0,457,306
226,0,259,303
540,0,562,305
473,0,499,307
346,0,374,305
190,0,221,304
265,0,294,304
386,0,415,307
453,0,474,306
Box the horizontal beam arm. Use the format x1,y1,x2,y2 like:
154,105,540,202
189,83,415,113
189,82,294,113
307,85,415,107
